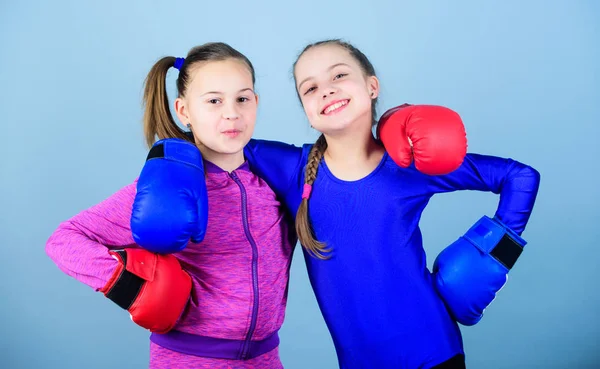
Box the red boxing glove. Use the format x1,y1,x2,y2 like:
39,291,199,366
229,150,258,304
100,248,192,334
376,104,467,175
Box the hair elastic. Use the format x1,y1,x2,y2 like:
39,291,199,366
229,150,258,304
302,184,312,199
174,57,185,70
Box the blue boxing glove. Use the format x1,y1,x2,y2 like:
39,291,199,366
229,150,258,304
131,138,208,254
432,215,526,326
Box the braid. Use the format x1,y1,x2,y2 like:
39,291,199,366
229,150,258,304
295,135,330,259
305,135,327,185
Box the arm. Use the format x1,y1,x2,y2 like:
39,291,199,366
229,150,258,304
425,153,541,235
378,103,541,228
243,139,306,201
45,182,137,290
130,138,304,252
46,180,192,333
423,153,541,326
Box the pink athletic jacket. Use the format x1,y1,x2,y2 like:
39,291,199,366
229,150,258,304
46,160,296,369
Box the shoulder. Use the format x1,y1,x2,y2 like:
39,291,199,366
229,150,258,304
379,153,424,178
245,138,303,155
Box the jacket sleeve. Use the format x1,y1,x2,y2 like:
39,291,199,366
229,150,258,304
45,181,139,290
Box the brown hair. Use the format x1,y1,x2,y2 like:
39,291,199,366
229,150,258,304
292,39,379,259
142,42,256,148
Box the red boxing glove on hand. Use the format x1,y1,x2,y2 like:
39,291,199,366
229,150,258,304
100,248,192,334
376,104,467,175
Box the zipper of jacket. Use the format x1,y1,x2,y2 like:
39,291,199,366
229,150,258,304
229,171,260,360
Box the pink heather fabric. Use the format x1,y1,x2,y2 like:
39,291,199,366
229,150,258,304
149,344,283,369
46,163,294,368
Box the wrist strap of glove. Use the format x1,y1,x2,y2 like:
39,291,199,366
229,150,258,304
464,216,527,270
103,250,145,310
147,138,203,170
489,233,523,270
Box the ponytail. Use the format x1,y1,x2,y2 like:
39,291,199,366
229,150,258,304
142,56,190,149
295,134,330,259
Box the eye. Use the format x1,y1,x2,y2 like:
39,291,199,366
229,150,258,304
208,98,221,104
303,86,316,95
237,96,250,103
334,73,347,80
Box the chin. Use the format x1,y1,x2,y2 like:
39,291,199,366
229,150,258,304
324,108,372,132
219,142,248,155
315,119,355,135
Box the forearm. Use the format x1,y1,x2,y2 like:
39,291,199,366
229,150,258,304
46,220,119,290
494,162,541,235
46,182,139,290
427,153,541,235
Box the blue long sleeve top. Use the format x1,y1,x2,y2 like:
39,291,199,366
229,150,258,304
243,139,540,369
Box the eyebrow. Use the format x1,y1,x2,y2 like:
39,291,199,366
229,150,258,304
201,88,254,96
297,63,351,91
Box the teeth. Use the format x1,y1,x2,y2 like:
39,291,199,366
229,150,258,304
324,100,348,114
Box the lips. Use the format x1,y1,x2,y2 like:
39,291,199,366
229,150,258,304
321,99,350,115
222,129,242,138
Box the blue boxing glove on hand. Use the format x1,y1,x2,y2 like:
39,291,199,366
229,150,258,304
131,138,208,254
432,215,526,326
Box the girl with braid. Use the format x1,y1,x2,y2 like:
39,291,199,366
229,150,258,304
135,39,540,369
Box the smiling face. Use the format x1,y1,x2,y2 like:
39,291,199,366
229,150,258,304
175,58,258,156
294,44,379,136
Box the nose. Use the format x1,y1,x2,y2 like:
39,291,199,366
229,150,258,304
322,87,337,99
223,102,240,120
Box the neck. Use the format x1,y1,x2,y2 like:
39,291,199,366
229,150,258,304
322,124,385,181
324,125,381,164
198,146,245,173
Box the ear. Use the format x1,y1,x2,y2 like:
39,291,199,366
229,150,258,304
174,97,189,127
367,75,380,99
254,93,259,106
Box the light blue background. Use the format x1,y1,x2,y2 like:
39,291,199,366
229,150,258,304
1,0,598,368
